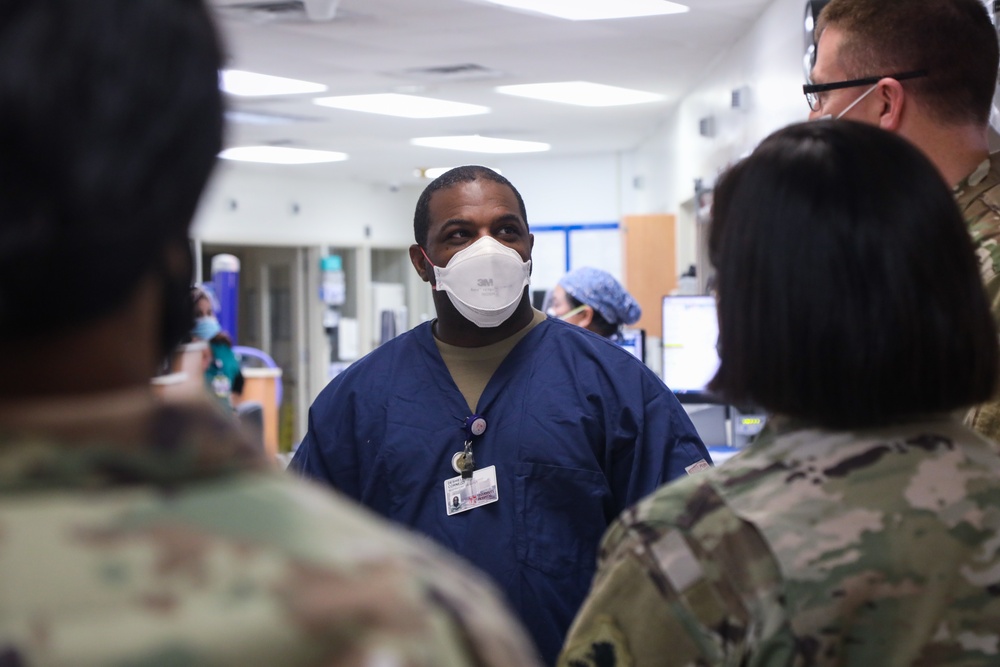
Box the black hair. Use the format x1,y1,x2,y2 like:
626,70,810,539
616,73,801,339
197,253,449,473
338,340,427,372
708,120,998,428
413,166,528,247
817,0,999,126
0,0,225,340
564,292,617,338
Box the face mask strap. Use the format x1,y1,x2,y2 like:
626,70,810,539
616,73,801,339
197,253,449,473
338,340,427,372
419,245,445,291
815,82,880,121
419,246,437,268
559,304,588,321
836,82,879,119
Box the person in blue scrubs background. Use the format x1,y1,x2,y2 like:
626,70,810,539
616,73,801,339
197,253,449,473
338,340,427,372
291,165,711,665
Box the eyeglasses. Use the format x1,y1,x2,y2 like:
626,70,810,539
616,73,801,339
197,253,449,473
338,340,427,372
802,70,928,112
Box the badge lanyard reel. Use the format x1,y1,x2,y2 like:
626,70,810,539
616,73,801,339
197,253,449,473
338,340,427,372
444,414,499,515
452,415,486,478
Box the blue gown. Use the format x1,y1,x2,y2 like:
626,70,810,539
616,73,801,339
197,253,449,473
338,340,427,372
291,317,710,664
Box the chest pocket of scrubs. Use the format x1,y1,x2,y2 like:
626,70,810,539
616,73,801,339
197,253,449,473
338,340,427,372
514,462,610,579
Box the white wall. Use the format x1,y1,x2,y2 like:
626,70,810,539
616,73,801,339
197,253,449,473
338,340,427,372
494,153,623,224
193,153,628,297
193,152,624,246
622,0,810,273
192,162,422,248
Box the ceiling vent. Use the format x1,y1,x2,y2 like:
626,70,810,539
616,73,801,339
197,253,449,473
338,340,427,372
395,63,506,83
212,0,340,22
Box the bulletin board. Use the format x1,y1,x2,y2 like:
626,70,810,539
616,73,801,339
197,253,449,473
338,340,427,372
530,222,622,293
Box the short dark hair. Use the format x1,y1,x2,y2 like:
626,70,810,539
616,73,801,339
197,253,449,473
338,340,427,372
708,120,998,429
0,0,224,340
816,0,999,126
413,166,528,247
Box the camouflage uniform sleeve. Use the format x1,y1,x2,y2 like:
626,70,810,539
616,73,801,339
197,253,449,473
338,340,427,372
257,479,547,667
408,544,547,667
959,159,1000,442
965,237,1000,441
558,481,786,667
0,469,544,667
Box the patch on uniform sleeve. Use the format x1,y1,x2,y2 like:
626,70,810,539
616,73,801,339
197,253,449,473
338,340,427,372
650,530,704,594
561,616,633,667
685,459,711,475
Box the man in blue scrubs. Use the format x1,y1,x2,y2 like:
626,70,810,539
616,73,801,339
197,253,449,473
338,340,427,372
292,166,710,664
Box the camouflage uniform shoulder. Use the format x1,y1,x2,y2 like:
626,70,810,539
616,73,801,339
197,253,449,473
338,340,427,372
955,152,1000,282
0,404,541,667
560,417,1000,667
736,417,1000,666
560,436,790,667
954,153,1000,446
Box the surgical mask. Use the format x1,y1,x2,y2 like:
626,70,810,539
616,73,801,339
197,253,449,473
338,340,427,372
425,236,531,328
817,82,878,121
192,315,221,341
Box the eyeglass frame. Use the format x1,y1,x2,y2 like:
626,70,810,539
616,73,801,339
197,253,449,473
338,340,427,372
802,69,929,112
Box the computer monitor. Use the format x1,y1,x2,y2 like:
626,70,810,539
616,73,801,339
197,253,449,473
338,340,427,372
531,289,549,311
617,328,645,362
661,295,723,403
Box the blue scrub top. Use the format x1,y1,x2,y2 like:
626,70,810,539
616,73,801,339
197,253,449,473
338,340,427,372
292,318,710,664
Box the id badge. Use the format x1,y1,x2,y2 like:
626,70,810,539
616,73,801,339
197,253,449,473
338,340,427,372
444,465,499,516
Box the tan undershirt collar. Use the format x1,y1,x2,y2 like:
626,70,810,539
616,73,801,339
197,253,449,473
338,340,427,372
434,309,547,412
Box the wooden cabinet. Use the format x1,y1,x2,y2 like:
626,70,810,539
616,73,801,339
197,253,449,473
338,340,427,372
237,368,283,459
622,214,677,339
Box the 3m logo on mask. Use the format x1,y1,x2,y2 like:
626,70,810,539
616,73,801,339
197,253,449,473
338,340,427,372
431,236,532,328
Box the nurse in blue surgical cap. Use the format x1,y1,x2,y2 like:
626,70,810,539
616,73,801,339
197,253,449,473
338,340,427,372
547,267,641,340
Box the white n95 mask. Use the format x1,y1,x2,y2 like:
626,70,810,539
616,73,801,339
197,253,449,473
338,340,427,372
427,236,531,328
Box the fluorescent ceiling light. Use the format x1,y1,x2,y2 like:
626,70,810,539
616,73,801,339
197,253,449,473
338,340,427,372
221,69,327,97
418,166,503,179
496,81,663,107
411,135,550,154
314,93,489,118
225,110,311,126
479,0,688,21
219,146,348,164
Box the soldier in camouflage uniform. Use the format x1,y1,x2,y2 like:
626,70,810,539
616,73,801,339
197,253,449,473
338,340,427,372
807,0,1000,443
559,123,1000,666
0,2,542,665
0,398,541,666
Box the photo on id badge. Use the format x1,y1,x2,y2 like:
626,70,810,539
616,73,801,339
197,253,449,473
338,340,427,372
444,465,500,516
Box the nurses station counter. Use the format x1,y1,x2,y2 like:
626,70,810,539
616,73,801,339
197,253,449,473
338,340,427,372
152,342,283,460
682,403,766,465
237,367,282,458
152,341,209,401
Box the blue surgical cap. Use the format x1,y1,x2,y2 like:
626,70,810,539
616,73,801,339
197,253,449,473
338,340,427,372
558,267,641,326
